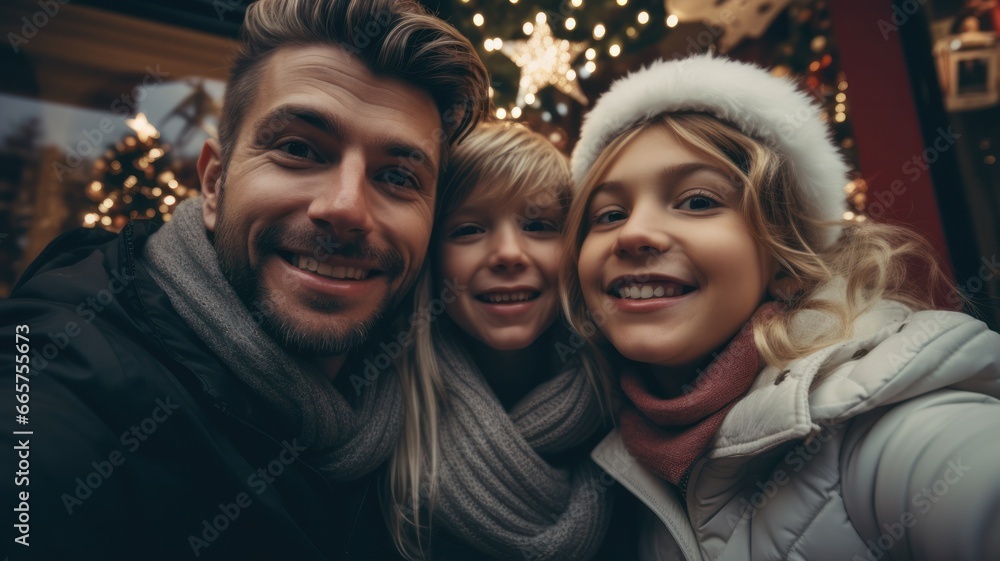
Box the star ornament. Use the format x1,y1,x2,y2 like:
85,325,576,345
500,21,589,107
126,112,160,143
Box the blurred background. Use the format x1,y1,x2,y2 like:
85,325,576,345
1,0,997,330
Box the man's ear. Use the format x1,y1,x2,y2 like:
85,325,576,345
197,138,224,232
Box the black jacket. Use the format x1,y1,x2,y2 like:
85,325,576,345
1,222,405,561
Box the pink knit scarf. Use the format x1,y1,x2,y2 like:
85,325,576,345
618,303,780,486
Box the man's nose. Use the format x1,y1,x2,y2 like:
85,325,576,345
306,151,375,242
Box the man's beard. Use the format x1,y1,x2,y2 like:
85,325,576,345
212,189,406,357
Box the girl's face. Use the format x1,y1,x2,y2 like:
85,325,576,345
577,126,776,368
438,187,563,350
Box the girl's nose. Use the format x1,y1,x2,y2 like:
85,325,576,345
612,202,673,258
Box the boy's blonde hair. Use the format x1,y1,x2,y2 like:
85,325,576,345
386,121,577,560
560,112,959,384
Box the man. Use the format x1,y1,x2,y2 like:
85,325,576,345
1,0,488,559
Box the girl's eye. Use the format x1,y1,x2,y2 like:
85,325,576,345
277,141,320,161
677,193,721,211
593,209,628,224
376,169,419,191
449,224,483,238
523,220,560,233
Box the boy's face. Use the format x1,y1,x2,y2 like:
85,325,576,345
200,45,442,358
577,126,776,369
437,188,564,350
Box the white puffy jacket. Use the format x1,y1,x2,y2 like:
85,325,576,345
592,302,1000,561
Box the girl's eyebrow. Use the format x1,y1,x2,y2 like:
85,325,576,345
593,162,735,196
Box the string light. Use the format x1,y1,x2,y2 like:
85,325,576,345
565,17,576,30
511,106,522,118
523,22,533,35
571,0,582,6
473,13,484,26
535,12,546,24
638,11,649,24
594,24,606,39
525,92,535,104
616,0,627,5
666,15,679,27
609,44,621,57
496,108,507,119
585,48,596,60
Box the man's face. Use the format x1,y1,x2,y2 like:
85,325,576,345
202,45,442,358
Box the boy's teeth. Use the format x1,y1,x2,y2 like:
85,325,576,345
617,282,686,299
483,291,533,303
291,255,369,280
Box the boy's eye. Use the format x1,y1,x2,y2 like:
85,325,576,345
594,209,627,224
523,220,560,233
277,141,320,161
449,224,484,238
376,169,419,191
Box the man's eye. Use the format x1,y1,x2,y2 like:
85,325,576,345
376,169,419,191
277,141,320,161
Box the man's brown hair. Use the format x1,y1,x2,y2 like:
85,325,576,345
218,0,490,169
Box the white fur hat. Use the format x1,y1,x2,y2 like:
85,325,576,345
571,53,849,248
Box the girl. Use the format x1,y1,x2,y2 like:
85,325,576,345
386,122,616,560
562,54,1000,561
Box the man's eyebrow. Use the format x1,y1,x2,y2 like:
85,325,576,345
250,104,439,179
376,137,438,181
251,104,344,140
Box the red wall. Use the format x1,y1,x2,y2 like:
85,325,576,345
828,0,955,277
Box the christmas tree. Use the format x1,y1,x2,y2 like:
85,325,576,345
83,113,198,232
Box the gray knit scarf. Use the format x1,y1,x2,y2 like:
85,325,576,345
143,197,402,481
431,327,613,560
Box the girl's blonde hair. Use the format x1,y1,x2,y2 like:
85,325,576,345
560,112,960,383
386,121,578,560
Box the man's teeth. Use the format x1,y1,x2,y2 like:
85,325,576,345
482,291,534,303
291,255,369,280
616,284,686,299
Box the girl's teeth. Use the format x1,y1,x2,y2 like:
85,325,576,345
617,284,687,299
